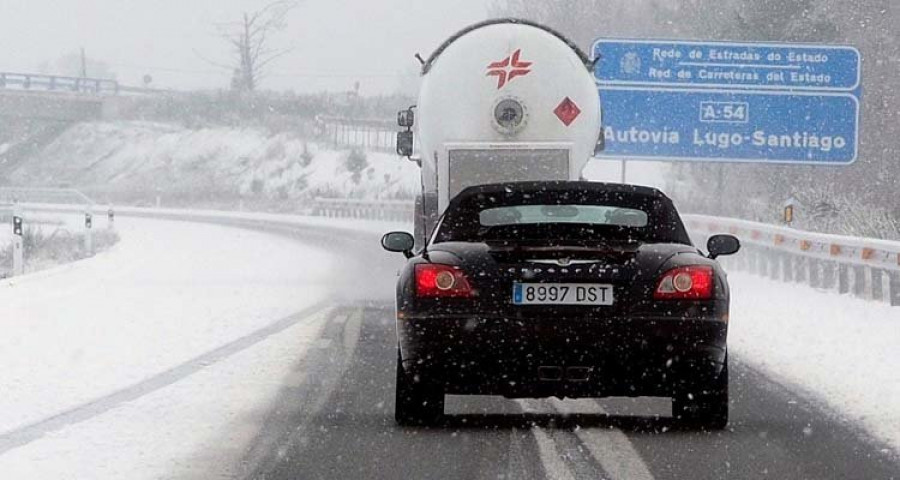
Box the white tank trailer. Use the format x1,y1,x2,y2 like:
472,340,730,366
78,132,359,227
396,19,603,246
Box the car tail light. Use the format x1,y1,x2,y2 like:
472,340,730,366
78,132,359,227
654,266,714,300
415,264,475,298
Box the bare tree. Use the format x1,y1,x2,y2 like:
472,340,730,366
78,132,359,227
214,0,297,92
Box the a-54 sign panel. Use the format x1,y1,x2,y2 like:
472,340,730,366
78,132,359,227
593,39,861,165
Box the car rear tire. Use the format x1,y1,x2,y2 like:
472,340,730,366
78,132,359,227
395,349,444,426
673,355,729,430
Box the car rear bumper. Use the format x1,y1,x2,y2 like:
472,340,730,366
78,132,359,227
397,314,727,398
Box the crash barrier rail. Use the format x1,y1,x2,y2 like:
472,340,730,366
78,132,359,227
299,198,900,307
0,189,98,277
0,187,95,206
0,72,119,95
12,197,898,306
318,116,396,153
683,214,900,306
310,197,413,222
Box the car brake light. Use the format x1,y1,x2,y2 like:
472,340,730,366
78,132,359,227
415,264,475,298
654,266,714,300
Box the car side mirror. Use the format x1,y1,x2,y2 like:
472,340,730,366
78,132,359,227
382,231,415,258
396,131,414,157
707,234,740,259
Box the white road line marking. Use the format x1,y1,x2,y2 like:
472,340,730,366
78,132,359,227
342,310,363,351
517,400,576,480
551,398,656,480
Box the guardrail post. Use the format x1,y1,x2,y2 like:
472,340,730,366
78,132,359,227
822,261,837,291
84,209,94,256
838,264,850,294
808,259,821,288
889,272,900,307
107,206,115,231
781,254,793,282
768,251,780,281
871,268,884,302
11,206,24,276
793,256,807,284
852,266,866,298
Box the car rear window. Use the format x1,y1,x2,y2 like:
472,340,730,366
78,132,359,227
479,205,649,228
433,186,691,245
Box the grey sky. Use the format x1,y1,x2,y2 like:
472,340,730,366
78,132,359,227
1,0,489,93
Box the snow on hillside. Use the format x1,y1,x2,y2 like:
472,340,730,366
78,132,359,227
7,122,420,203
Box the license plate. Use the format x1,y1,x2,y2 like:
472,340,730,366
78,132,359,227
512,283,614,306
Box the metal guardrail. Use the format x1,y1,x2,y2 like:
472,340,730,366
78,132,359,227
684,214,900,306
0,72,119,95
11,195,897,306
304,199,900,306
310,197,412,222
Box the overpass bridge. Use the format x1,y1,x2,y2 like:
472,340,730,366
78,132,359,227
0,72,119,122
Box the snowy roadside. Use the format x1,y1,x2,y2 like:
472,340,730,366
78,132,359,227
0,216,338,478
729,272,900,455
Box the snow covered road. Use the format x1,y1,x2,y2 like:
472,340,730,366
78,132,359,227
0,211,898,479
0,217,335,478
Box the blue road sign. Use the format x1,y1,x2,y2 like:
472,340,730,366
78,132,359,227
599,88,858,164
592,39,862,165
594,40,860,91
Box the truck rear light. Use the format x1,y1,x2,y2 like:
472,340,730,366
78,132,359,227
415,264,475,298
654,266,714,300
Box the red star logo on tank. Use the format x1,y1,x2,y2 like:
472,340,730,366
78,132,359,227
486,49,533,89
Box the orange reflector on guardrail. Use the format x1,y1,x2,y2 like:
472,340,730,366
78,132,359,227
800,240,812,251
861,248,875,260
774,234,785,245
830,244,842,256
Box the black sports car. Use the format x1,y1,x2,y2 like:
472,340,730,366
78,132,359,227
381,181,740,428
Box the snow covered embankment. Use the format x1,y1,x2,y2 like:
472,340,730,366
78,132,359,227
729,272,900,456
5,121,421,206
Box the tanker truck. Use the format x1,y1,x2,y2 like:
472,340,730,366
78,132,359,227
396,19,604,246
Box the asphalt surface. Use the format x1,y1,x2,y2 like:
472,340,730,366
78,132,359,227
235,226,900,480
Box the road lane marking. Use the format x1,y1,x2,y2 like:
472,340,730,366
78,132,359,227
0,302,331,455
517,400,576,480
551,398,655,480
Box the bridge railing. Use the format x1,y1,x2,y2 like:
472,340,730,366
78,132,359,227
0,72,119,95
0,187,95,206
317,116,396,153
